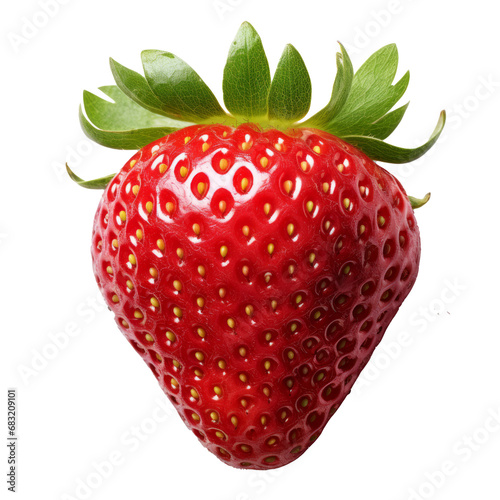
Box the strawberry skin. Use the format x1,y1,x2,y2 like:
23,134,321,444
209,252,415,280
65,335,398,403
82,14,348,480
91,123,420,469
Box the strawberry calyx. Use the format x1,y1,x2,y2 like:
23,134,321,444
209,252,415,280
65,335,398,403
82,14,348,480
73,22,445,204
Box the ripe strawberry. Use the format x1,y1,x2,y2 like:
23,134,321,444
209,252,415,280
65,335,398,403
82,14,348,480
69,22,445,469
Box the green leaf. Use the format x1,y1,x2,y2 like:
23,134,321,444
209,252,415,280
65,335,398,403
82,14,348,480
362,102,410,140
304,43,353,128
268,44,312,123
79,105,177,150
342,110,446,163
141,50,228,123
83,86,184,131
66,163,115,189
110,58,192,125
409,193,431,209
223,22,271,120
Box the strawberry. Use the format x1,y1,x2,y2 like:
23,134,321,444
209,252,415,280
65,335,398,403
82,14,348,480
68,22,445,469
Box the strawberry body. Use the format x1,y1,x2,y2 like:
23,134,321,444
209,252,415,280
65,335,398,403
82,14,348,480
91,124,420,469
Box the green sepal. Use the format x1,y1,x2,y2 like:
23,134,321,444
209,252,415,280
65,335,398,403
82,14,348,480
110,58,192,125
223,21,271,120
342,110,446,163
268,44,312,123
141,50,229,123
66,163,115,189
409,193,431,209
303,42,353,128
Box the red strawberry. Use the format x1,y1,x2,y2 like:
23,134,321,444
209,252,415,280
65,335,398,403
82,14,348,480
69,22,445,469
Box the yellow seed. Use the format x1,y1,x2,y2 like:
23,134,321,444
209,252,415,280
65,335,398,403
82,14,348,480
264,203,271,215
195,351,204,361
159,163,168,174
359,185,366,195
218,287,226,298
126,280,134,290
202,142,210,152
314,310,321,319
343,198,351,209
166,331,176,342
145,201,153,213
173,307,182,318
219,158,229,170
240,398,248,408
119,210,126,221
197,327,206,338
290,323,298,332
220,245,228,258
223,131,228,137
267,437,276,446
136,229,143,240
260,157,269,168
173,280,182,291
227,318,235,329
324,220,331,231
295,295,303,304
313,145,321,154
215,431,225,439
239,373,248,383
301,398,309,407
267,243,275,255
196,297,205,308
134,310,143,319
210,412,219,421
316,372,325,382
288,264,295,275
165,202,175,214
132,185,139,195
242,265,249,277
309,252,316,264
323,182,329,193
263,387,270,397
150,297,159,308
197,182,206,196
265,332,272,341
239,347,247,357
184,136,191,144
190,388,199,399
378,215,386,226
218,200,227,214
300,160,308,171
198,265,206,277
287,350,295,360
245,305,254,316
359,224,366,235
274,143,282,151
214,386,222,396
264,272,272,283
306,201,314,213
218,360,226,369
128,254,136,265
180,166,188,178
176,248,184,259
241,141,251,151
194,368,204,377
192,223,201,236
112,239,118,248
231,416,238,427
271,300,277,310
242,225,250,237
171,378,178,388
111,294,119,303
155,353,162,362
241,177,249,192
172,360,181,368
156,239,165,251
130,159,137,168
191,413,200,421
287,223,294,236
121,320,129,328
283,180,293,194
337,163,344,172
264,360,271,371
241,444,251,452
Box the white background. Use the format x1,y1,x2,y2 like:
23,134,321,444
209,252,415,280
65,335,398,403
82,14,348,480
2,0,500,499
